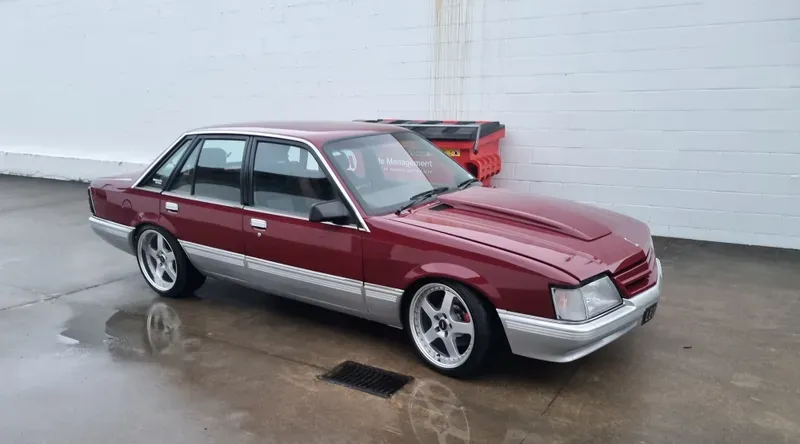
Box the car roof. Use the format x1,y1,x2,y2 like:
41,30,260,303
187,121,406,146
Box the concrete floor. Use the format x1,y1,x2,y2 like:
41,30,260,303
1,175,799,444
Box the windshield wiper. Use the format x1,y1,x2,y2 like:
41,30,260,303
396,186,450,214
457,178,481,189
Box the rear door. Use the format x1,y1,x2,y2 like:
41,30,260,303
241,138,365,314
160,135,249,282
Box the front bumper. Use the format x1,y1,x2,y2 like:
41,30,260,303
89,216,135,255
497,259,663,363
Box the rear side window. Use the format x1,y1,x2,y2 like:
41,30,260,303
168,145,200,194
144,139,192,189
191,139,246,202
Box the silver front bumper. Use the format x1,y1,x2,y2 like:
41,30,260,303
497,259,663,363
89,216,135,255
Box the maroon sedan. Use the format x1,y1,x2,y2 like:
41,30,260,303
88,121,662,377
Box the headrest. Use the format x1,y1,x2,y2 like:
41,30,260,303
199,147,228,168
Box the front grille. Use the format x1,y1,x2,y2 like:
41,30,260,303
613,249,654,296
320,361,412,398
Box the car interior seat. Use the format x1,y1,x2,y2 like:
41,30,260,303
195,147,240,201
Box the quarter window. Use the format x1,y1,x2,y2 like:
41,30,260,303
168,144,200,194
144,139,192,189
252,141,335,217
175,138,246,203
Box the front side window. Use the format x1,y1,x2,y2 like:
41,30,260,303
323,132,473,215
252,141,335,217
143,139,192,189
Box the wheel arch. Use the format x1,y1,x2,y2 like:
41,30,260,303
130,217,178,249
400,263,501,307
128,220,187,269
398,267,509,348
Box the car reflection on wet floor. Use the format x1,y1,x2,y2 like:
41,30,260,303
56,298,533,444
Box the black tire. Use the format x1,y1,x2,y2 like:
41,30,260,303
134,225,205,298
186,268,207,293
405,280,497,378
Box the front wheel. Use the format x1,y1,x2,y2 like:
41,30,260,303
406,281,496,378
135,226,204,298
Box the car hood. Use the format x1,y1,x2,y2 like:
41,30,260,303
395,187,653,281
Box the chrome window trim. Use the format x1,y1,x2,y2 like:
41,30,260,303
246,206,307,221
162,191,245,210
322,221,360,230
134,129,370,232
244,206,361,231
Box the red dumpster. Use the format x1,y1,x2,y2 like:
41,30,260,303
357,119,506,186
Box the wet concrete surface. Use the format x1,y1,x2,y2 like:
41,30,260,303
1,174,799,444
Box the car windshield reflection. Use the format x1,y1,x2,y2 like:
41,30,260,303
323,132,473,215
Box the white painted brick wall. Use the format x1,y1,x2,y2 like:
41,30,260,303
0,0,798,248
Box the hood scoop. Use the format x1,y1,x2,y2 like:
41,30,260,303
437,188,612,241
428,203,453,212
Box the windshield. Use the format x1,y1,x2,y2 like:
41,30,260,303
323,131,474,215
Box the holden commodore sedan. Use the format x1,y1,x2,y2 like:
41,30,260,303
88,121,662,377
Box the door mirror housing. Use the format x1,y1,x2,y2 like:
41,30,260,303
309,200,352,225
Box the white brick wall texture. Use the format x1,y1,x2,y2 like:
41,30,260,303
1,0,798,248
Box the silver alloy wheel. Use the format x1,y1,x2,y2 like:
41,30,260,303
137,230,178,292
409,283,476,369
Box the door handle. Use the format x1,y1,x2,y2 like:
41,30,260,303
165,202,179,212
251,218,267,230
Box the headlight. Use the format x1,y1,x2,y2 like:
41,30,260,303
644,235,654,256
551,276,622,321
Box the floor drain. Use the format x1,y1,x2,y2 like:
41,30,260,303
320,361,413,398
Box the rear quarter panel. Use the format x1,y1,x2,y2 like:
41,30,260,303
363,217,577,318
91,179,161,228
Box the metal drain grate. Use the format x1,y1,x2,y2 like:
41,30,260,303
320,361,413,398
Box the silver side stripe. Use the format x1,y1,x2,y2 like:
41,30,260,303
180,241,245,267
245,256,363,296
178,240,402,301
364,283,402,303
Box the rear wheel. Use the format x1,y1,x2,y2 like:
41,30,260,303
135,226,204,298
406,281,496,378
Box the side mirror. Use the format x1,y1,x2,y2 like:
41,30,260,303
309,200,352,225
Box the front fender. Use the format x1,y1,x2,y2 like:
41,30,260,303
403,262,502,306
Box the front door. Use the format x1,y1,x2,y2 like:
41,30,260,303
159,136,248,282
241,138,365,314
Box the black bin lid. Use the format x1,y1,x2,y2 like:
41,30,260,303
357,119,504,141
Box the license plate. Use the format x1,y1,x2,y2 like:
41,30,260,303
642,303,658,325
443,149,461,157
